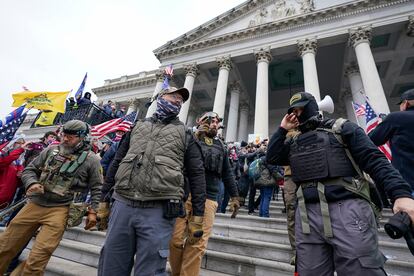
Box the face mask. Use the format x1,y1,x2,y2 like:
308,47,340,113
298,114,323,132
155,97,181,119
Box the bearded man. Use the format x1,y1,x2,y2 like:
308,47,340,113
0,120,103,275
169,111,240,276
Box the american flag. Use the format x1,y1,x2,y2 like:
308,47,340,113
91,111,137,138
352,101,366,117
164,64,173,77
0,111,27,144
365,101,392,160
0,105,26,128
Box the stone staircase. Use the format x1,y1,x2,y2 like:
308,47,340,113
2,199,414,275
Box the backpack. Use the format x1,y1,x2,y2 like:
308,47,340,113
248,158,262,181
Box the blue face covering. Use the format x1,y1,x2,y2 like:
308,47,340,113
155,96,182,120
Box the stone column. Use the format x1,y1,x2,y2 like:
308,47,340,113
341,90,357,124
237,103,249,142
225,81,241,142
345,64,367,128
186,108,197,127
254,48,272,138
213,56,232,119
349,26,390,114
179,63,199,123
146,70,164,117
298,38,321,101
407,15,414,36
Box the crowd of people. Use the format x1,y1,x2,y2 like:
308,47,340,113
0,86,413,276
66,94,127,120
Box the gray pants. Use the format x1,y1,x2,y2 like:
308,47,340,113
98,200,176,276
295,198,387,276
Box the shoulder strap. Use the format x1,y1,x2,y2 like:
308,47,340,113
319,118,364,179
65,150,91,174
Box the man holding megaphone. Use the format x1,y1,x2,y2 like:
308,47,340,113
266,92,414,276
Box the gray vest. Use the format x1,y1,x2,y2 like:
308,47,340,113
114,118,186,201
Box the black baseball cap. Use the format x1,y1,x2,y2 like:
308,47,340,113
397,89,414,105
288,92,316,113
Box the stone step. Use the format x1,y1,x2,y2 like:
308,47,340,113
208,235,292,263
27,237,101,268
215,213,288,230
20,249,97,276
231,205,394,221
51,232,294,275
63,227,293,264
20,248,231,276
230,208,394,223
213,222,406,246
203,250,294,276
62,226,412,272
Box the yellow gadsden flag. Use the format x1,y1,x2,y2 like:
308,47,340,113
34,110,59,126
12,91,70,113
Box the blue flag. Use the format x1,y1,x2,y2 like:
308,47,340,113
0,111,27,144
162,76,169,90
75,72,88,102
123,111,137,123
0,104,26,128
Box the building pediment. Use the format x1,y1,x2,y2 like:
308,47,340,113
153,0,406,61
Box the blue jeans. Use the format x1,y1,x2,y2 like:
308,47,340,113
220,190,230,213
216,181,224,212
259,186,274,218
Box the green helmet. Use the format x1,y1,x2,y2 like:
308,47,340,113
62,120,89,137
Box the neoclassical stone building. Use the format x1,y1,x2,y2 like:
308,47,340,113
21,0,414,142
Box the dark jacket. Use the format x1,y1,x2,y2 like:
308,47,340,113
196,137,239,201
229,158,241,180
102,116,206,216
369,107,414,190
266,119,413,203
100,142,119,175
77,97,91,106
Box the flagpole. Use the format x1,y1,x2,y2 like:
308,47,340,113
351,101,361,128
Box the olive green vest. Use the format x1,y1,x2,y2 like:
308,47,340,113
114,118,186,201
39,147,90,197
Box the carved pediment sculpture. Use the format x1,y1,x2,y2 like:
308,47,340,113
248,8,269,27
297,0,315,13
248,0,300,28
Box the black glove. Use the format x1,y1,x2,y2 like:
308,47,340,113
384,211,414,256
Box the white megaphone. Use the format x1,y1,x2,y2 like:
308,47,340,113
317,95,334,114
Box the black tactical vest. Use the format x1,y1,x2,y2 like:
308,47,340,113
197,138,225,176
289,130,357,183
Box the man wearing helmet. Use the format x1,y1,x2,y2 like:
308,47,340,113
266,92,414,275
169,111,240,276
0,120,103,275
98,86,206,276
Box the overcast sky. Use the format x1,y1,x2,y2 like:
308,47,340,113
0,0,243,118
